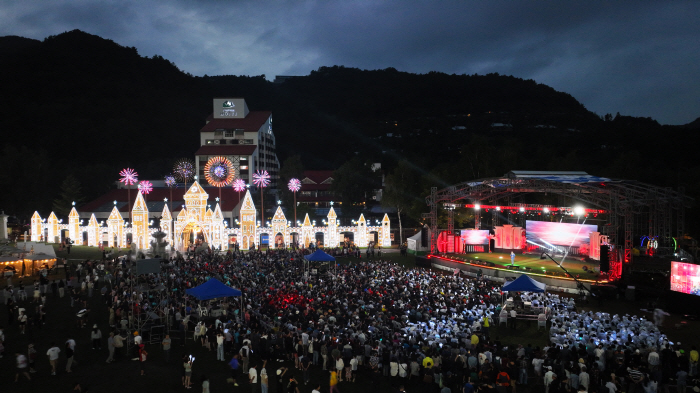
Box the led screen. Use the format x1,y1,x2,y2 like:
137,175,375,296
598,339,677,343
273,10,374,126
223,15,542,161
670,262,700,296
460,229,490,245
525,220,597,248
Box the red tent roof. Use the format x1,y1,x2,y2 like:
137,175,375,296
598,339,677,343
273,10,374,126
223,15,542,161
302,170,334,184
78,187,244,215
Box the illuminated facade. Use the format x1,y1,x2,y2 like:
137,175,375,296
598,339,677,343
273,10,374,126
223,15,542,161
195,98,280,188
32,181,390,252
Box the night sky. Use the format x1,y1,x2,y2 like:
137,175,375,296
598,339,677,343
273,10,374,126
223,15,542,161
2,1,698,125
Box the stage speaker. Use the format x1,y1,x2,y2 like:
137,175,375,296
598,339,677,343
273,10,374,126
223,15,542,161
600,245,610,273
421,230,429,247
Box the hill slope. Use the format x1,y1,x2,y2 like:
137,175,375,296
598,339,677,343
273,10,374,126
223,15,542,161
0,30,698,233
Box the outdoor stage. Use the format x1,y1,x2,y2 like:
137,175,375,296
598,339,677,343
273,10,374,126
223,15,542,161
424,252,607,292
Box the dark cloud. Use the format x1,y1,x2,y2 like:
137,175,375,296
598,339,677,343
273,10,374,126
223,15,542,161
2,0,698,124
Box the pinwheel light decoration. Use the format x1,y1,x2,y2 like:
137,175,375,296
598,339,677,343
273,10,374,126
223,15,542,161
119,168,138,186
288,178,301,225
233,178,246,203
164,175,176,188
119,168,138,222
138,180,153,194
138,180,153,204
204,156,235,202
252,170,271,220
173,158,195,190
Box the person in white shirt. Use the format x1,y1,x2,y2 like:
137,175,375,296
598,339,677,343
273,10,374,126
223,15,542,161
260,361,269,393
46,342,60,375
249,363,259,393
544,367,555,393
216,332,225,361
510,309,518,329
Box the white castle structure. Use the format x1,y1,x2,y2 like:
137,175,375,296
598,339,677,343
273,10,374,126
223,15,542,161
31,181,391,252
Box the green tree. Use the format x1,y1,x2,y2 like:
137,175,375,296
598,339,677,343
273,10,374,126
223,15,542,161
278,155,305,209
52,174,84,217
382,160,421,244
330,157,376,207
458,135,498,180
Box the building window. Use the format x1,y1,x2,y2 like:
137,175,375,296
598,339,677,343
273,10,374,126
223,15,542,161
224,130,235,138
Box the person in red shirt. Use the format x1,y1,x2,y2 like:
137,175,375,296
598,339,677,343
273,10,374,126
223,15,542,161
138,344,148,376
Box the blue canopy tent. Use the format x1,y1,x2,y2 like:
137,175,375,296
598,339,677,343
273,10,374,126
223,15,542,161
186,278,242,300
305,249,336,262
502,274,546,292
304,249,336,277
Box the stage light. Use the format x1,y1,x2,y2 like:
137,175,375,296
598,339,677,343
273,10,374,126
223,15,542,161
519,207,525,212
543,207,550,213
496,206,501,211
474,204,480,210
574,206,585,216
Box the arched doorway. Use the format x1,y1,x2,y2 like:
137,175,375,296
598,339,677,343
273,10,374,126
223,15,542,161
182,222,206,250
315,232,324,248
341,232,354,247
290,232,299,248
275,233,285,248
82,231,88,246
369,231,379,247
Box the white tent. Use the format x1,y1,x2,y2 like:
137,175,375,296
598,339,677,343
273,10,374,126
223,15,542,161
407,231,429,255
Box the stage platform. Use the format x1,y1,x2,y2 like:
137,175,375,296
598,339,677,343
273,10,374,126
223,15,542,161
424,252,607,292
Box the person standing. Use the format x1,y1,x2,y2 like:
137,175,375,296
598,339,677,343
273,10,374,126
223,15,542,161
139,344,148,376
240,342,251,376
511,251,515,266
18,310,28,334
46,342,60,375
90,324,102,349
216,331,225,361
301,355,311,385
329,370,340,393
183,355,192,387
228,353,240,386
162,334,171,363
15,352,31,382
113,332,124,360
106,332,115,363
27,343,37,373
249,363,259,393
65,342,75,373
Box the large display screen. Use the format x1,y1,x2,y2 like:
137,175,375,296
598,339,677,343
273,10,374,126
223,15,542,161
670,262,700,296
460,229,490,245
525,220,597,247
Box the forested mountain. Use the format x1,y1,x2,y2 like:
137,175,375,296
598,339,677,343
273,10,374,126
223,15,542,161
1,30,698,235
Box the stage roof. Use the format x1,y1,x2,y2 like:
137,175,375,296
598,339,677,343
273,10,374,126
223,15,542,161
506,171,611,183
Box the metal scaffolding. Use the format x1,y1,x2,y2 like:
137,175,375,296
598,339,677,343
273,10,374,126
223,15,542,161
426,171,693,281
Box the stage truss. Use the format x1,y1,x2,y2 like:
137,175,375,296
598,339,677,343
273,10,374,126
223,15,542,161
425,171,693,281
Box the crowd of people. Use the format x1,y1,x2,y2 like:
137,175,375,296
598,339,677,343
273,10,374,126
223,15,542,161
1,246,699,393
